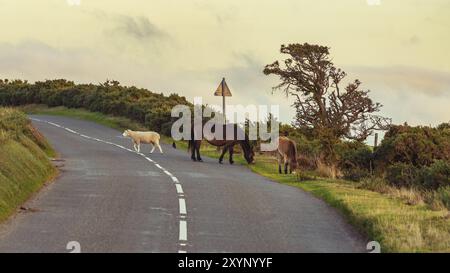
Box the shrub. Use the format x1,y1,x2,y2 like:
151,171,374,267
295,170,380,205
386,161,450,190
336,141,373,181
375,123,450,169
386,163,418,188
0,79,192,137
420,160,450,189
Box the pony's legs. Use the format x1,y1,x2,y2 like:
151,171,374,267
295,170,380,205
276,152,282,174
189,140,197,161
284,163,288,174
219,146,228,164
195,141,203,161
150,144,155,153
229,145,234,164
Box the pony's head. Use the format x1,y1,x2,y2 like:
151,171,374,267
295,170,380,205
242,140,255,164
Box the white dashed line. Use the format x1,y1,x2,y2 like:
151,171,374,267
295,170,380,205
64,128,78,134
179,199,187,215
179,220,187,241
175,184,184,194
31,118,189,253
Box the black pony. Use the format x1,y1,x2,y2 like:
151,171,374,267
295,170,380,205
188,123,255,164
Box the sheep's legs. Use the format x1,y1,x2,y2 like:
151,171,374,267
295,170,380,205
157,144,163,153
150,145,155,153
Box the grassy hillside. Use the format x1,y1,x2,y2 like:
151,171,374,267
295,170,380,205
0,107,56,223
22,105,450,252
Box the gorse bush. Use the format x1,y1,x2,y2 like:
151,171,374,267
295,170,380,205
0,79,191,134
336,141,373,181
386,161,450,190
376,123,450,190
375,123,450,169
420,160,450,189
386,163,418,188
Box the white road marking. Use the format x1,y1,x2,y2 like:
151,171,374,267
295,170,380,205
179,198,187,215
48,122,61,128
179,220,187,241
175,184,184,194
31,118,189,253
65,128,78,134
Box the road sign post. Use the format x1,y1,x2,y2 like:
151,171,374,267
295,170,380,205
214,78,232,125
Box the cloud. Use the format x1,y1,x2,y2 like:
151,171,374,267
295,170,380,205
344,65,450,126
404,35,421,46
110,15,168,41
83,10,169,44
346,66,450,97
0,40,163,87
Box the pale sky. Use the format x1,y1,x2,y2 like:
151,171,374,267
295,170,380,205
0,0,449,126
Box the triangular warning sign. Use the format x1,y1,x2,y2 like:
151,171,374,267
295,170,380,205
214,78,232,97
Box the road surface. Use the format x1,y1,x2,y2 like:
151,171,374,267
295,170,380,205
0,115,366,253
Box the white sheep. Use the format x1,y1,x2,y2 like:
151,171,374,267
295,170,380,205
122,129,163,153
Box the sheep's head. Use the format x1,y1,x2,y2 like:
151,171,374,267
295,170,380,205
122,129,130,137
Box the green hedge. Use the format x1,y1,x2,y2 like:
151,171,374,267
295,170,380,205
0,79,191,134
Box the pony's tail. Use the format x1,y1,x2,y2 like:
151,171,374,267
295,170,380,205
292,141,299,163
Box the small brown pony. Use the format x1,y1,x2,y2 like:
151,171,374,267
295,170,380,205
188,123,255,164
277,136,298,174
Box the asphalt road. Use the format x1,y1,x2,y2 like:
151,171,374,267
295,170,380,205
0,115,366,253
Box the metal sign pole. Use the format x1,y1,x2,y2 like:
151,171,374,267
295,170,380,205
214,77,232,138
222,78,226,125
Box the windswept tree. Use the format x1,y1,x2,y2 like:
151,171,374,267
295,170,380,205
264,43,390,171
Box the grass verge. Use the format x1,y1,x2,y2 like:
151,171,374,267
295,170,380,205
0,107,56,223
21,104,450,252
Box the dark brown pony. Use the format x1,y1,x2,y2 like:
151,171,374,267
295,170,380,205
188,123,255,164
277,136,298,174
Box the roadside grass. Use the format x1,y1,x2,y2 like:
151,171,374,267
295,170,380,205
0,107,56,223
21,105,450,252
